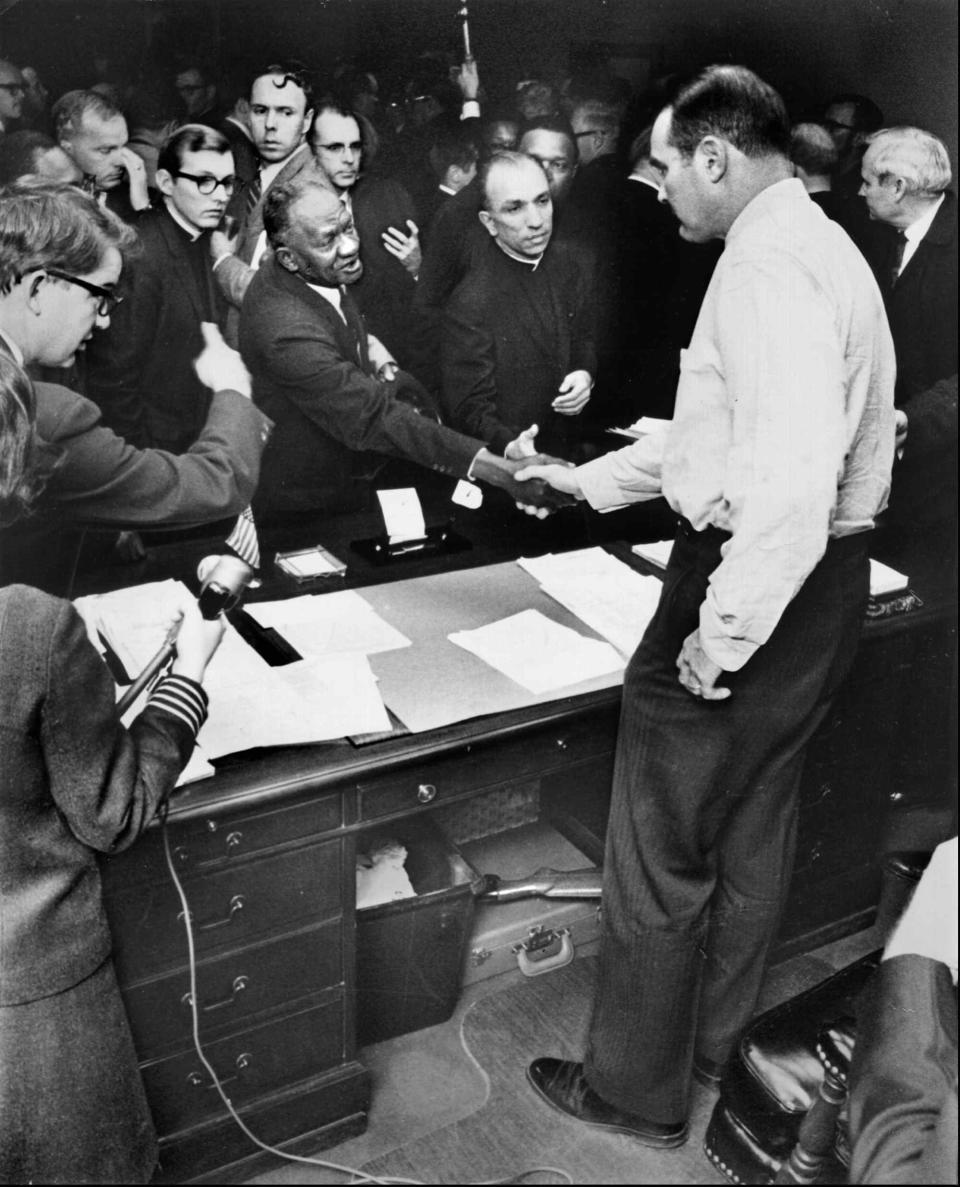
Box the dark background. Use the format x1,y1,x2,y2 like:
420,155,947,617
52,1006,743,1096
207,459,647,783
1,0,957,165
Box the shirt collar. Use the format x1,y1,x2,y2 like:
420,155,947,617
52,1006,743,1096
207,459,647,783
163,198,203,241
259,142,309,189
629,173,660,193
0,328,25,365
494,239,544,270
439,183,457,196
904,193,945,245
725,177,808,244
306,281,347,322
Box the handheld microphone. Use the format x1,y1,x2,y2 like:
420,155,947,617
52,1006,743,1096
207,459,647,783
196,554,255,619
116,556,255,717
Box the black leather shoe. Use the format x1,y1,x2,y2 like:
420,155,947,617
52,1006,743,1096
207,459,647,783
526,1058,688,1148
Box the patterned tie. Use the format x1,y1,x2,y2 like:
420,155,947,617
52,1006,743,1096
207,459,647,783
226,505,261,571
890,229,907,289
244,171,263,221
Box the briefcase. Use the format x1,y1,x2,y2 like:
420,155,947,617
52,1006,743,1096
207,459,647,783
457,822,602,986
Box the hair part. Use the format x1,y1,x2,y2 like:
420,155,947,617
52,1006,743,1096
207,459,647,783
865,126,952,197
666,65,790,161
51,89,124,141
157,123,231,176
0,179,137,293
250,61,315,112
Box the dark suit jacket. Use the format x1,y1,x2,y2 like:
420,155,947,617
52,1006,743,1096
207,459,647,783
0,369,270,593
85,207,225,450
873,190,958,404
215,144,318,314
867,192,958,529
441,237,597,457
849,954,958,1184
0,584,194,1005
609,179,720,420
351,175,420,371
239,257,483,518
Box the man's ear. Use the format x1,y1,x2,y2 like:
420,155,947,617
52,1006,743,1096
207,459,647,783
26,270,46,311
155,167,175,198
299,108,315,144
697,135,728,183
275,245,300,273
478,209,498,238
890,175,908,202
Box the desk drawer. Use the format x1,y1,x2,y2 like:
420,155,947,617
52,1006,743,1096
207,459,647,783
102,794,344,888
109,839,343,985
123,919,343,1058
358,711,616,822
142,996,345,1136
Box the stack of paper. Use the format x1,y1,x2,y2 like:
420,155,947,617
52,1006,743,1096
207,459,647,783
78,582,393,764
518,548,663,659
449,609,624,694
246,590,411,657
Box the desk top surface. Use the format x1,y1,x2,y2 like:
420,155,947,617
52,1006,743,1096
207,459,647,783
70,482,956,823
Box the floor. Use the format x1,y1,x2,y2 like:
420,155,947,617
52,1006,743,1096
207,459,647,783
235,920,884,1187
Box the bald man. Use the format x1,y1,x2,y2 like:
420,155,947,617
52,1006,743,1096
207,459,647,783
441,151,595,459
238,176,571,521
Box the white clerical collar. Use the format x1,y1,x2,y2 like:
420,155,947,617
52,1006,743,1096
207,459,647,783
629,173,660,193
0,327,25,365
439,183,457,197
494,239,544,270
904,193,945,246
307,281,347,323
163,198,202,241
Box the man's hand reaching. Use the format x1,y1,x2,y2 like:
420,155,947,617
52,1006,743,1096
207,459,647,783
471,447,577,518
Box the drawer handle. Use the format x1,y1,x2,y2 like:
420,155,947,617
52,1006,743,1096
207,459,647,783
417,783,437,804
180,894,245,933
186,1052,252,1089
181,975,250,1014
226,830,244,851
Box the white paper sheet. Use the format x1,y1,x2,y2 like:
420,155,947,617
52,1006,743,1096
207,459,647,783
75,579,188,679
539,570,663,659
631,538,674,569
517,547,635,586
377,487,426,544
246,590,411,657
608,415,672,441
449,609,624,695
869,558,909,597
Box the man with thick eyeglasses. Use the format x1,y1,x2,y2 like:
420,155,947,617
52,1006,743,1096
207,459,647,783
86,125,235,452
0,60,25,133
0,179,270,595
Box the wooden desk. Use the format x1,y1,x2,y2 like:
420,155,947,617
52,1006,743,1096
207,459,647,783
87,500,955,1183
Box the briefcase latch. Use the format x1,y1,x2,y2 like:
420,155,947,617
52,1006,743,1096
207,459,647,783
512,924,574,977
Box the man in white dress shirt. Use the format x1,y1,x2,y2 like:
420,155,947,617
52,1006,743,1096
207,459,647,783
520,64,896,1149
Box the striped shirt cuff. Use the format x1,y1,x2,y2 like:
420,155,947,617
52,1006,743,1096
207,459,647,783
148,674,209,737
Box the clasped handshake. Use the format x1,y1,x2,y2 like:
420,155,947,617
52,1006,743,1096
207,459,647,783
498,421,585,519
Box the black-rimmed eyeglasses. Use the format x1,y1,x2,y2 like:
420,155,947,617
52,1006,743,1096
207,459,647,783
174,171,238,196
44,269,123,317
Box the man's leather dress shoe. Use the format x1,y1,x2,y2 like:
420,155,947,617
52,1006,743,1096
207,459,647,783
526,1058,688,1149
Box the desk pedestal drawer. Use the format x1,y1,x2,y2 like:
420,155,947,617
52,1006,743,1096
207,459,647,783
142,996,345,1135
123,920,343,1058
109,839,342,984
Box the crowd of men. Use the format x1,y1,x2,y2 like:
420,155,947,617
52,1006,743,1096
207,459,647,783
0,42,956,1181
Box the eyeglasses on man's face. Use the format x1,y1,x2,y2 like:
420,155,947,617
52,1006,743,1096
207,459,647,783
44,269,123,316
174,171,238,195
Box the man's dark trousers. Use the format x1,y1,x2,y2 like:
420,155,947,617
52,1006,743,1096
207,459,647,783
583,521,870,1123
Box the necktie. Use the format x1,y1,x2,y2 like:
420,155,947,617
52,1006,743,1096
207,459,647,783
244,171,263,221
890,230,907,289
226,505,261,571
